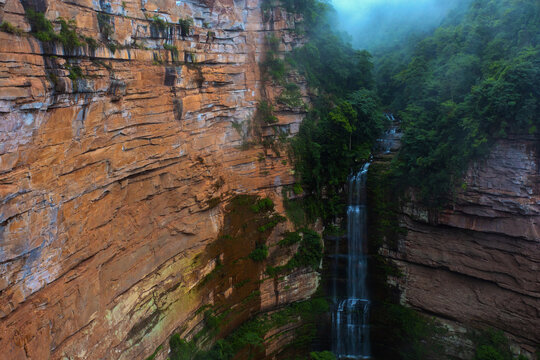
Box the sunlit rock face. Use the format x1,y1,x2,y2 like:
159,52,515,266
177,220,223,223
383,136,539,357
0,0,316,358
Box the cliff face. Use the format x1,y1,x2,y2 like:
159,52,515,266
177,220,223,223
0,0,317,359
382,136,539,357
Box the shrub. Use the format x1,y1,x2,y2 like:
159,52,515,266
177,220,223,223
278,231,301,247
82,36,98,50
26,9,55,41
0,21,23,36
257,214,286,232
57,18,82,51
163,43,179,61
474,346,505,360
97,13,113,40
310,351,337,360
250,197,274,213
249,245,269,261
66,64,83,81
256,100,278,125
277,82,303,108
178,17,193,37
169,334,197,360
472,329,515,360
151,15,168,31
285,229,322,270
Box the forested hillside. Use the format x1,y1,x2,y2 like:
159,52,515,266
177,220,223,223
375,0,539,203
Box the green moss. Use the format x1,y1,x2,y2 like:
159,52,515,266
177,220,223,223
285,228,322,270
322,224,344,237
282,187,307,228
26,10,84,51
292,183,304,195
65,63,84,92
0,21,23,36
169,334,198,360
47,71,59,88
234,279,251,288
268,229,322,277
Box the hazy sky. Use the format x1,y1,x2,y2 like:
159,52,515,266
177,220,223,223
330,0,468,51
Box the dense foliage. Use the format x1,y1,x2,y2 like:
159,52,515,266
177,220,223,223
377,0,540,203
269,0,385,221
168,298,329,360
292,91,384,219
472,329,528,360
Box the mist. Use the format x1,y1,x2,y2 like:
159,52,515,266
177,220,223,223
330,0,471,53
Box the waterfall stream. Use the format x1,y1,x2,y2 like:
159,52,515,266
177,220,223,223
332,163,371,359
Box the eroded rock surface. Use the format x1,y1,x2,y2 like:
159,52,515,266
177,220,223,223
383,136,539,355
0,1,316,358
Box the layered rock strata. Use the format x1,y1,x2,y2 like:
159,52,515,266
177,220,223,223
382,136,539,357
0,0,317,358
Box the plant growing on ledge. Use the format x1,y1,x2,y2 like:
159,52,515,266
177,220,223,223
250,197,274,213
0,21,23,36
249,244,269,262
179,17,194,37
151,15,168,31
97,13,113,41
261,34,286,83
26,9,55,41
257,214,286,233
26,10,85,51
56,17,82,51
277,82,304,108
163,43,179,62
256,100,278,125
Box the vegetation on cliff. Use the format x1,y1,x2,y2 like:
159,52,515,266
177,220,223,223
262,0,386,222
376,0,540,203
168,297,330,360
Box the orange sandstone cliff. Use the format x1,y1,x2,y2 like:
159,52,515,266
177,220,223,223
0,0,317,358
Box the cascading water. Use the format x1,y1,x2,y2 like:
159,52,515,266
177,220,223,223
332,162,371,359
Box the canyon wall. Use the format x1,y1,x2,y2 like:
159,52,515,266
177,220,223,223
381,136,539,357
0,0,318,359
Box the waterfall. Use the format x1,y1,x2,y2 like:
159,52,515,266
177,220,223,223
332,162,371,359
